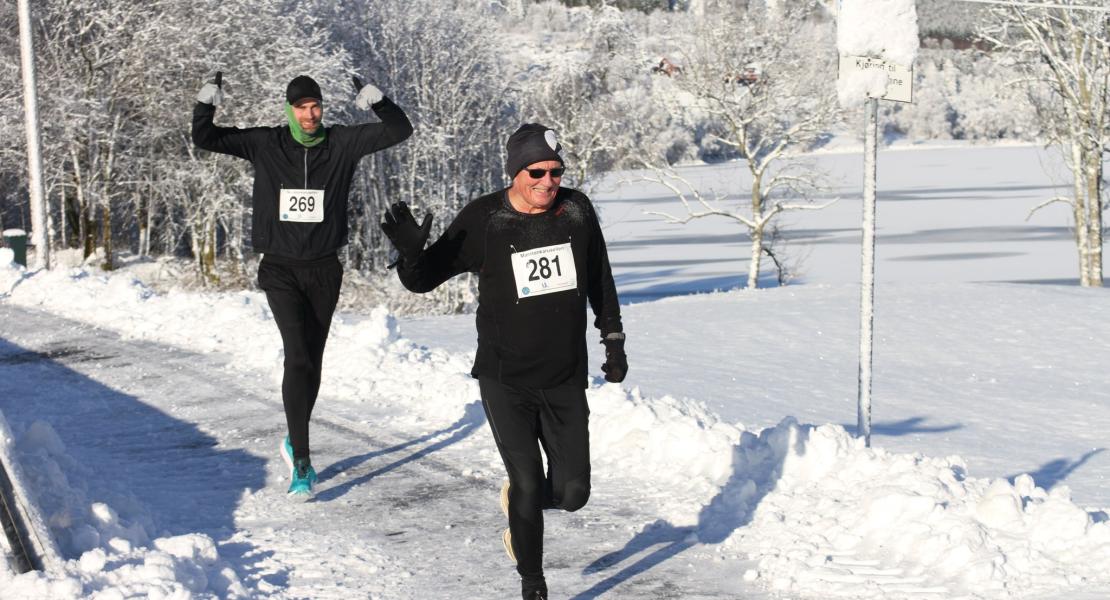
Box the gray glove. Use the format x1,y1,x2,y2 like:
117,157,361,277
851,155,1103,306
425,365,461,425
197,71,224,106
354,77,384,110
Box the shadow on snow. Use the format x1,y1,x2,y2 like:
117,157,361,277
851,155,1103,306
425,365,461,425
0,334,273,584
572,420,812,599
313,400,485,502
616,272,783,305
838,416,964,438
1006,448,1106,493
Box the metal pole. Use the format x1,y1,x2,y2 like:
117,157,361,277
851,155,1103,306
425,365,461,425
18,0,49,270
857,97,878,448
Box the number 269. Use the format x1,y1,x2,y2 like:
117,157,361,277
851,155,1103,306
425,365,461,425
288,196,316,212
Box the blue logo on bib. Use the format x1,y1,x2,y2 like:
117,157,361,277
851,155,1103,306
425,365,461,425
522,287,531,296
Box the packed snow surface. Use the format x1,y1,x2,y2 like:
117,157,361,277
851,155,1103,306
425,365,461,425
2,142,1109,598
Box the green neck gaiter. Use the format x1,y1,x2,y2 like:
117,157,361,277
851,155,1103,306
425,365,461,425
285,102,327,147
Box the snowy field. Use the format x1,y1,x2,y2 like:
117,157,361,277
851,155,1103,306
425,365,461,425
2,141,1109,599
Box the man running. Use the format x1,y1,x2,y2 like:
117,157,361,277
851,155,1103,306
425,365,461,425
380,123,627,600
192,73,412,499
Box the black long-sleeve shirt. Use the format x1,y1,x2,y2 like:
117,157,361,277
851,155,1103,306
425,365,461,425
399,188,623,389
192,98,412,260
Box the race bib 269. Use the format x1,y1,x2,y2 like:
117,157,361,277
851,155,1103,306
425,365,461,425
279,189,324,223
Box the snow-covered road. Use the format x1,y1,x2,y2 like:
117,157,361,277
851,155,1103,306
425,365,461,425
0,303,761,598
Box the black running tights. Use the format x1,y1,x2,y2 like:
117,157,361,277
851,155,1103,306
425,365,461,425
479,377,591,580
258,255,342,461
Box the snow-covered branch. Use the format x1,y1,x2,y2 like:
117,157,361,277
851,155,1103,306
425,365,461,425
1026,195,1074,219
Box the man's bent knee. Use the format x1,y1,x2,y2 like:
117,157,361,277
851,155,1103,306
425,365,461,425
556,477,590,512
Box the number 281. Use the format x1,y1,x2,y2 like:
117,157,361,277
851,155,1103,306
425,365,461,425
527,256,562,281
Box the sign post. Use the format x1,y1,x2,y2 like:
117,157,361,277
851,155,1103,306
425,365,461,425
857,97,878,446
836,0,918,447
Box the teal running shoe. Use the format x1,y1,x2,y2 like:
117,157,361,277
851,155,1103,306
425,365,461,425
288,457,318,499
280,436,295,478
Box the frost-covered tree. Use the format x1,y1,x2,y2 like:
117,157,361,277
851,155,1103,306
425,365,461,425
2,0,519,306
495,0,528,17
320,0,510,312
917,0,990,41
882,46,1039,141
979,2,1110,287
518,5,644,195
639,4,841,288
557,0,671,10
29,0,162,270
0,8,28,233
0,0,348,281
519,65,621,196
161,0,348,283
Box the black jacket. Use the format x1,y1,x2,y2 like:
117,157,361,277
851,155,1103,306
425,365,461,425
398,188,623,389
192,99,412,260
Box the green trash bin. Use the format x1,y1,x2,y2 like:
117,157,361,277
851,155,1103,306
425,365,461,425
2,229,27,267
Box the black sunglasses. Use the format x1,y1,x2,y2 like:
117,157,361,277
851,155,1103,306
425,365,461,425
525,167,565,179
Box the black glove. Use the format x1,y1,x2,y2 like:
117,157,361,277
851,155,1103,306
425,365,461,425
380,201,433,263
601,334,628,383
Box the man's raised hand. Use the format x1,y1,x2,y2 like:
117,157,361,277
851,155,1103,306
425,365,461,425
353,76,384,110
380,202,433,263
197,71,224,106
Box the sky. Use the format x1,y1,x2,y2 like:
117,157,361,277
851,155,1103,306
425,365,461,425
1,139,1109,599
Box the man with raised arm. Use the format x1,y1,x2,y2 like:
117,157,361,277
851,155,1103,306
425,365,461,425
380,123,627,600
193,73,412,500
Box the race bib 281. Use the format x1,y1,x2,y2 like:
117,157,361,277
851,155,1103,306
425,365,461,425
510,242,577,299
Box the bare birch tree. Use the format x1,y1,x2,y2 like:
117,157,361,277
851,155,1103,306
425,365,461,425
979,2,1110,287
639,5,841,288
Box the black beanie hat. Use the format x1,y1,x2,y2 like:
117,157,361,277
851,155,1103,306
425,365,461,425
286,75,322,105
505,123,563,180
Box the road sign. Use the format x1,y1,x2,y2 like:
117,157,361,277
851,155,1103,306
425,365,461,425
839,55,913,103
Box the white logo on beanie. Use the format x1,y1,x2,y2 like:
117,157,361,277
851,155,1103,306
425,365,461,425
544,130,558,151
